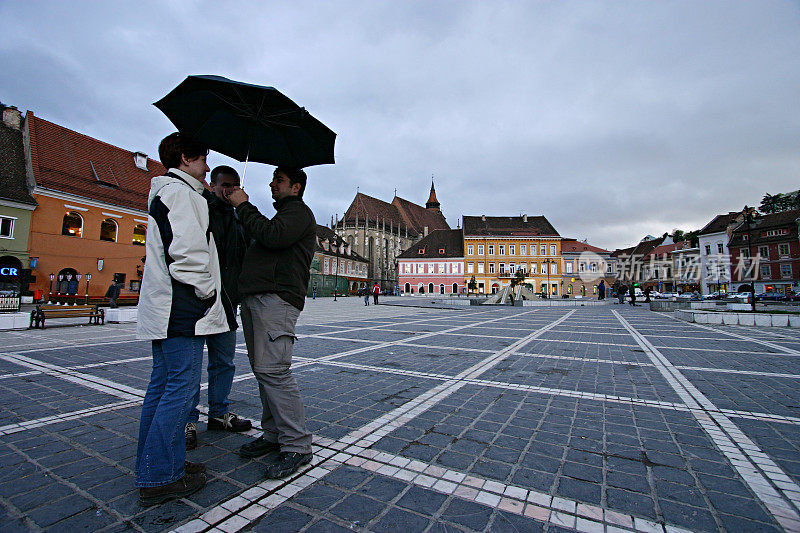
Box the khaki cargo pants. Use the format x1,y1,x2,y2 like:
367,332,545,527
240,293,312,454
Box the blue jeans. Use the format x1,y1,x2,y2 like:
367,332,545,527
135,336,205,487
189,330,237,422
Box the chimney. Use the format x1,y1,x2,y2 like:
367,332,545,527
522,214,528,223
2,106,22,130
424,226,429,237
133,151,149,171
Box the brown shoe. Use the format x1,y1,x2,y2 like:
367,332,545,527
185,461,205,474
139,472,206,507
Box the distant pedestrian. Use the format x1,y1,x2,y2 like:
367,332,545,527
373,282,380,305
106,281,121,308
617,285,626,304
598,280,605,300
364,289,370,306
629,285,637,306
312,282,317,300
644,287,651,303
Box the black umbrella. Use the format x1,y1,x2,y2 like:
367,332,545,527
154,75,335,168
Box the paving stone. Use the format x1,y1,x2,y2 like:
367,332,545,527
291,483,347,511
371,506,430,532
323,466,372,490
250,506,314,532
439,497,494,530
396,485,449,516
27,494,94,528
329,493,386,523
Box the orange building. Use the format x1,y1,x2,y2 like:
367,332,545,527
22,111,165,299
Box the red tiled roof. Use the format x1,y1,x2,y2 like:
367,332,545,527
397,229,464,259
462,215,559,237
342,192,406,229
26,112,166,211
698,212,741,235
392,196,449,235
561,238,610,254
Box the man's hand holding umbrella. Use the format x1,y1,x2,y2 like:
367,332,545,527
225,187,248,207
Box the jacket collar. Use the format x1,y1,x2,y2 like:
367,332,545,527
273,195,303,210
167,168,206,194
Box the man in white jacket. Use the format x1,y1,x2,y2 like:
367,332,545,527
135,133,229,506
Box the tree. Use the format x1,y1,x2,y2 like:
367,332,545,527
467,276,477,294
510,269,525,288
760,190,800,214
671,229,685,242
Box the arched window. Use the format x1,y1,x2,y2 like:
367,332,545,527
567,284,573,294
593,285,598,294
428,283,434,294
100,218,118,242
61,212,83,237
404,282,410,293
439,284,445,294
132,224,146,246
452,283,458,293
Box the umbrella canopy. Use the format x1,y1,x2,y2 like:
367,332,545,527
154,75,335,168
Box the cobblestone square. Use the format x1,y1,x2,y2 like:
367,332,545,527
1,299,800,532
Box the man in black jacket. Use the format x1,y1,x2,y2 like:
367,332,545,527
185,166,251,451
226,167,316,479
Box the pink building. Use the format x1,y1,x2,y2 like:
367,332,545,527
398,229,464,295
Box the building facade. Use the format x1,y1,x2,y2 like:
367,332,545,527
0,106,38,296
397,229,464,295
22,111,164,299
463,215,561,295
560,239,616,297
728,209,800,294
697,212,742,295
335,183,449,290
310,224,369,296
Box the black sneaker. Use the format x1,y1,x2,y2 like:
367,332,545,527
207,412,252,433
185,422,197,451
239,436,280,458
265,452,312,479
139,472,206,507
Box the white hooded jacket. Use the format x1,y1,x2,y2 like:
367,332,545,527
136,169,229,340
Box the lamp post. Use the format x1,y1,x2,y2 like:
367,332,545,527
48,273,55,303
744,207,756,312
85,273,92,305
543,259,554,306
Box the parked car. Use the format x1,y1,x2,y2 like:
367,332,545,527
655,292,678,299
728,293,750,301
755,292,789,301
677,291,701,301
703,291,727,300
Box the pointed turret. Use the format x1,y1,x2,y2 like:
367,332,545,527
426,179,440,211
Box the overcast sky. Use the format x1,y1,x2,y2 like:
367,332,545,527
1,1,798,249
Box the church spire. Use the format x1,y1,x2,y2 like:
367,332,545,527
426,177,440,211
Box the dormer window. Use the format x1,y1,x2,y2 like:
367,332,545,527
418,247,425,254
439,248,445,254
134,152,149,171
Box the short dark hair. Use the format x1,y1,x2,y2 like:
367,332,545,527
158,132,208,170
275,166,307,198
210,165,240,185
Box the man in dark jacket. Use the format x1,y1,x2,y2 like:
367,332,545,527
185,166,251,450
226,167,316,479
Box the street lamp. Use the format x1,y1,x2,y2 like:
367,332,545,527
85,273,92,305
48,273,55,302
744,206,756,312
543,259,555,305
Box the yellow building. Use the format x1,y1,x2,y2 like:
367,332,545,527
462,215,561,295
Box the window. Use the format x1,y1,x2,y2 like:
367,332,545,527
499,245,505,255
132,223,146,246
781,264,792,278
607,263,613,273
499,263,505,274
61,212,83,237
477,263,484,274
467,263,474,274
778,244,790,256
761,265,771,278
437,263,445,273
717,243,724,254
488,245,494,255
0,216,15,238
452,283,458,293
428,263,434,273
429,283,434,294
591,263,597,272
540,244,547,255
477,245,484,255
740,248,750,258
100,218,118,242
578,263,585,272
766,229,788,237
468,244,474,255
488,263,495,274
520,245,526,256
551,263,557,274
509,263,515,273
540,263,546,274
509,245,515,255
550,244,557,256
759,246,769,258
565,262,573,274
704,245,711,255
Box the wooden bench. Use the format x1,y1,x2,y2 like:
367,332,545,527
29,304,105,329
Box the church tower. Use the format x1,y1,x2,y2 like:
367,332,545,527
426,180,440,211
